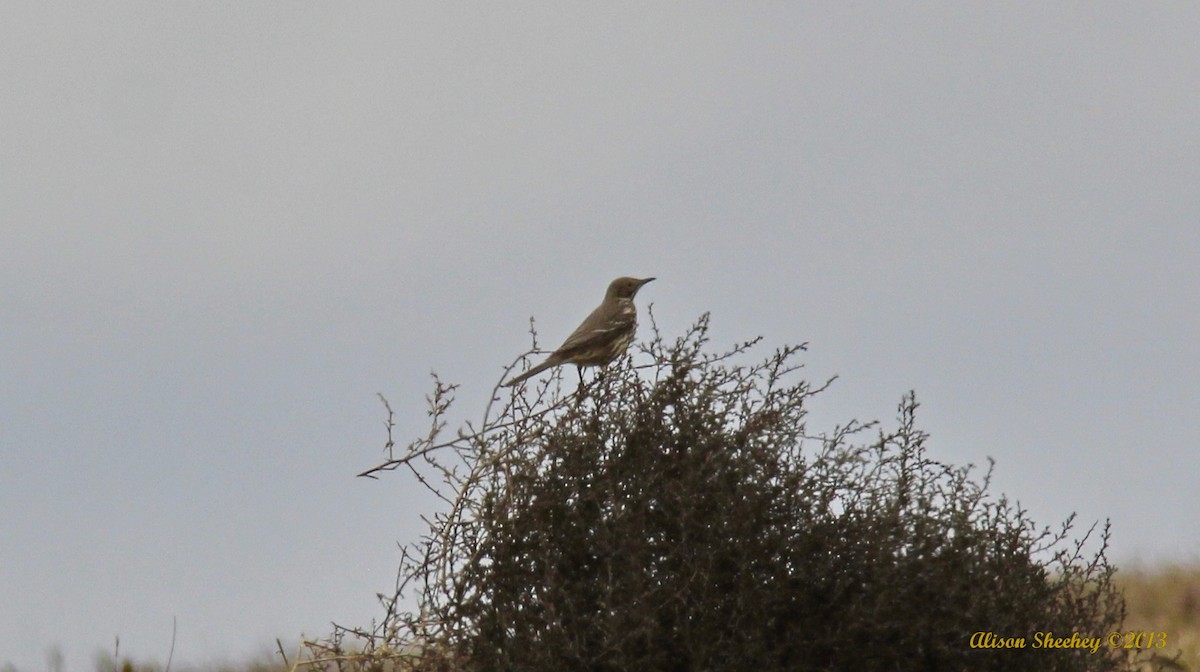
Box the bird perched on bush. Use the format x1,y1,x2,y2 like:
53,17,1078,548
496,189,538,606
503,276,655,387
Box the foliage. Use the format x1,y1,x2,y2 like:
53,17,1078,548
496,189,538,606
299,314,1162,672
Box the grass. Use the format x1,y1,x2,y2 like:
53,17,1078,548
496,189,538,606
1118,563,1200,670
4,563,1198,672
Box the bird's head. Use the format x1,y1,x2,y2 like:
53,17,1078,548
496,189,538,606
607,276,655,300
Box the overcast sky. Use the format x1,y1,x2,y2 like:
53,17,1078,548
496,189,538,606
3,3,1199,670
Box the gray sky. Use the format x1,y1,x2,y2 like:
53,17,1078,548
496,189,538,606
3,3,1198,670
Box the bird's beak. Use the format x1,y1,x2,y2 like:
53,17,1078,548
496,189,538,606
639,277,656,286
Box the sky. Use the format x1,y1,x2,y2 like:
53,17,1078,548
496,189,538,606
3,3,1199,670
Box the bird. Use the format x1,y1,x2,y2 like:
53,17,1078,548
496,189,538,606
503,276,655,387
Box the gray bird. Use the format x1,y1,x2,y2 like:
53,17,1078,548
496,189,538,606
503,276,655,387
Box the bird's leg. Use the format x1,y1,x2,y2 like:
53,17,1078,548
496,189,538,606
574,366,588,399
571,366,587,406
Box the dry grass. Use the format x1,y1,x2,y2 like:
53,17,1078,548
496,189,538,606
1119,563,1200,671
281,562,1200,672
4,566,1197,672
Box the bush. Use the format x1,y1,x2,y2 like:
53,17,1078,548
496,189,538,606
302,315,1160,672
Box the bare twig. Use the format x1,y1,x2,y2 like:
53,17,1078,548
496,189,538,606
164,616,176,672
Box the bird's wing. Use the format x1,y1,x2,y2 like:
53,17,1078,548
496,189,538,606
555,303,634,355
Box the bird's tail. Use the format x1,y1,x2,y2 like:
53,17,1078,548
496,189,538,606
502,358,556,387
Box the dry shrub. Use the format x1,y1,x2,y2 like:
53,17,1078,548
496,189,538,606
298,314,1172,672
